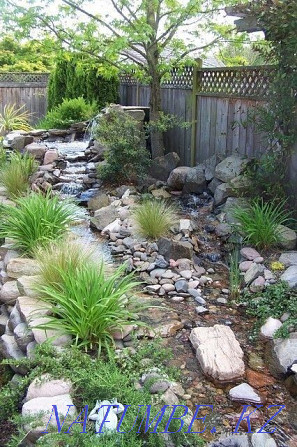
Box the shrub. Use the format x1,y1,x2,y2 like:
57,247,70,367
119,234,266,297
94,109,150,184
133,199,177,240
0,104,32,134
0,192,81,256
34,249,141,353
233,198,292,250
38,97,97,129
0,152,38,198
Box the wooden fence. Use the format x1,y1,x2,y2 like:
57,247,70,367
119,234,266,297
119,65,276,165
0,73,49,126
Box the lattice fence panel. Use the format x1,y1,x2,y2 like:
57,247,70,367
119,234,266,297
120,66,194,89
0,72,49,84
197,66,276,99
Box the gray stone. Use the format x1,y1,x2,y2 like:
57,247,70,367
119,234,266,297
0,281,20,304
162,284,175,293
150,380,170,394
244,263,264,285
7,306,22,331
214,183,233,206
182,165,206,194
24,142,47,159
208,177,223,195
150,152,180,181
179,270,192,280
278,225,297,250
150,269,166,279
279,251,297,267
215,223,232,237
217,297,228,304
17,276,39,298
3,133,33,151
251,433,277,447
229,383,262,404
195,296,207,305
16,296,50,322
87,193,110,211
280,266,297,288
202,155,217,181
224,197,249,225
0,334,27,374
268,332,297,377
239,261,253,272
190,325,245,382
196,306,208,314
30,316,72,346
229,175,252,196
215,155,249,182
27,341,37,359
14,322,34,351
91,205,118,231
175,280,188,293
3,249,21,267
158,237,193,261
208,434,249,447
6,258,39,279
43,150,59,165
249,276,265,293
167,166,190,190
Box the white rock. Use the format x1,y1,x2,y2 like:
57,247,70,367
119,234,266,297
279,252,297,267
179,219,192,232
260,317,282,339
0,281,19,304
29,316,72,346
25,375,72,402
101,218,122,235
190,325,245,382
179,270,192,280
6,257,40,279
280,266,297,288
229,383,262,404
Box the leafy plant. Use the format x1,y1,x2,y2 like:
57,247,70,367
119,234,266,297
233,198,293,250
244,281,297,338
0,104,32,134
133,199,177,240
0,152,38,198
94,109,150,184
34,251,142,354
38,97,97,129
229,249,241,300
0,192,81,256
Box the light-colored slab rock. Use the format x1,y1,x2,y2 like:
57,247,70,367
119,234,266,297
229,383,262,404
278,225,297,250
190,324,245,382
244,263,264,285
280,266,297,288
214,183,233,206
17,276,39,298
260,317,282,339
29,316,72,347
215,155,248,183
279,252,297,267
6,258,40,279
240,247,261,261
25,375,72,402
268,332,297,376
91,204,118,231
0,280,20,304
16,296,50,322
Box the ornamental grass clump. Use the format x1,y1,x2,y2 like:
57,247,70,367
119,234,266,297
233,198,292,250
0,104,32,134
34,240,141,354
133,199,177,240
0,152,38,198
0,192,81,256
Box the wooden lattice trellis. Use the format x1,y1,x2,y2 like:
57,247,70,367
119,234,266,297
197,66,276,99
0,72,49,84
120,66,194,89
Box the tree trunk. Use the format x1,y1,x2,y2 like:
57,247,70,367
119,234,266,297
149,73,165,158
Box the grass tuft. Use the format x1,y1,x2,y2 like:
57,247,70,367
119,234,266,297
133,199,177,240
0,152,38,198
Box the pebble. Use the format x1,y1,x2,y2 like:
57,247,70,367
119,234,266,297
150,268,166,279
179,270,192,280
239,260,253,272
171,296,184,303
207,268,215,274
175,279,188,293
217,297,228,305
195,296,206,305
222,288,229,295
195,306,208,314
188,280,199,289
161,270,175,279
240,247,261,261
254,256,264,263
260,317,282,339
162,284,175,293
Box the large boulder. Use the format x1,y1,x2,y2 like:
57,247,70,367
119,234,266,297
90,204,119,232
87,192,110,211
24,143,47,160
158,237,193,261
277,224,297,250
150,152,180,181
183,165,206,194
214,183,233,206
280,266,297,288
167,166,191,190
202,155,218,182
6,258,40,279
279,252,297,267
190,324,245,382
215,155,249,183
3,132,33,150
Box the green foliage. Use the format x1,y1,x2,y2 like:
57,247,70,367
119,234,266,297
0,192,81,256
229,249,241,300
145,111,190,133
133,199,177,240
38,97,97,129
0,152,38,198
94,109,150,184
48,54,119,111
0,104,32,133
233,198,292,250
244,281,297,338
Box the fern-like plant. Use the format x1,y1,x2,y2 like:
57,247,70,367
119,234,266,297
0,104,32,134
133,199,177,240
0,152,38,198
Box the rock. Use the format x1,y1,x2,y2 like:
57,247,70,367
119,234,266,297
240,247,261,261
162,284,175,293
246,369,276,388
182,165,206,194
150,380,170,394
215,223,232,238
0,334,26,374
268,332,297,376
151,188,171,199
155,257,169,269
17,276,39,298
4,249,21,267
158,237,193,261
202,155,217,181
161,388,179,406
208,434,249,447
24,142,47,160
6,258,39,279
43,150,59,165
244,263,264,285
229,383,262,404
208,177,223,195
239,261,253,272
179,219,192,233
16,296,50,322
88,193,110,211
196,306,208,314
251,433,277,447
22,393,76,442
215,155,249,183
29,316,72,346
91,205,118,231
214,183,233,206
224,197,249,225
190,325,245,382
27,341,37,359
14,322,34,351
175,280,188,293
167,166,190,190
7,306,22,331
150,269,166,279
3,133,33,151
150,152,180,181
229,175,252,196
249,276,265,293
101,218,122,235
0,281,20,304
278,225,297,250
279,252,297,267
25,375,72,402
253,256,264,263
260,317,282,339
179,270,192,280
280,266,297,288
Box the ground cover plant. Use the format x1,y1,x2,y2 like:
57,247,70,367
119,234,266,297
0,104,32,134
233,198,293,250
34,239,142,354
133,199,177,240
0,192,81,256
0,152,38,198
38,97,97,129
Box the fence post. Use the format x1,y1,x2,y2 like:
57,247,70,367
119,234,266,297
190,58,202,167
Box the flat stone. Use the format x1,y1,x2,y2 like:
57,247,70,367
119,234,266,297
196,306,208,314
154,321,183,337
24,142,47,159
162,284,175,293
190,324,245,382
279,252,297,267
215,155,248,182
179,219,192,233
250,276,265,293
229,383,262,404
161,270,175,279
29,316,72,346
280,266,297,288
158,237,193,261
239,261,253,272
244,263,264,285
16,296,50,322
6,258,40,279
17,276,39,298
0,280,19,304
150,269,166,279
253,256,264,263
179,270,192,280
240,247,261,261
25,375,72,402
175,279,188,293
278,225,297,250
